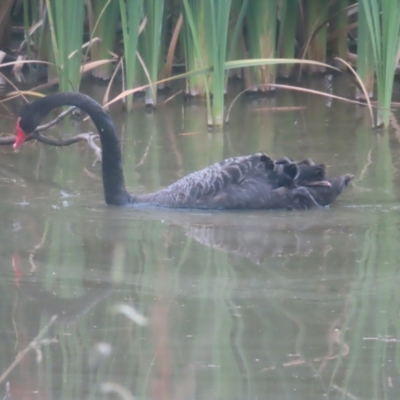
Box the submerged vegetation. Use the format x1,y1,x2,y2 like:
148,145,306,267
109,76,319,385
0,0,399,127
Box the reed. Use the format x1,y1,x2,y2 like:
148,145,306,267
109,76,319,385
244,0,277,91
88,0,119,80
118,0,143,110
329,0,349,64
277,0,298,78
360,0,400,127
21,0,32,59
206,0,232,126
356,1,375,99
183,0,250,125
181,0,210,97
303,0,329,73
4,0,400,128
45,0,85,91
226,0,248,79
19,0,48,65
139,0,165,106
0,0,13,49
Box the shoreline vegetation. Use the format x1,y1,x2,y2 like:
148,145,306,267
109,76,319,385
0,0,399,127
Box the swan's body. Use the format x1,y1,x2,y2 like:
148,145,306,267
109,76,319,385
14,92,353,209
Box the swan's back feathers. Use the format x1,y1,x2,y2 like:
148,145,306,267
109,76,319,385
134,153,280,208
133,153,333,209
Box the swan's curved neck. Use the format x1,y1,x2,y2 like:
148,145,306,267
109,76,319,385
24,93,131,205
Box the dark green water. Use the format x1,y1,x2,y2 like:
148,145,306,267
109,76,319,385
1,76,400,399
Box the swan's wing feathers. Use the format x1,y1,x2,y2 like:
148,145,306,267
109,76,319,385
189,153,275,198
146,153,275,207
194,178,279,209
296,163,326,184
214,153,274,181
194,180,318,210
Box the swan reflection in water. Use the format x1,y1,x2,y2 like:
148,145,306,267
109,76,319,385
9,203,356,400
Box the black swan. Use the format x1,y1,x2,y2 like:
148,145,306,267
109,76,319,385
13,92,353,209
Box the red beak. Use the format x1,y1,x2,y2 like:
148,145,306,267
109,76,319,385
14,117,28,150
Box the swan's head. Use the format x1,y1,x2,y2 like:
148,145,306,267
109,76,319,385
14,102,40,150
